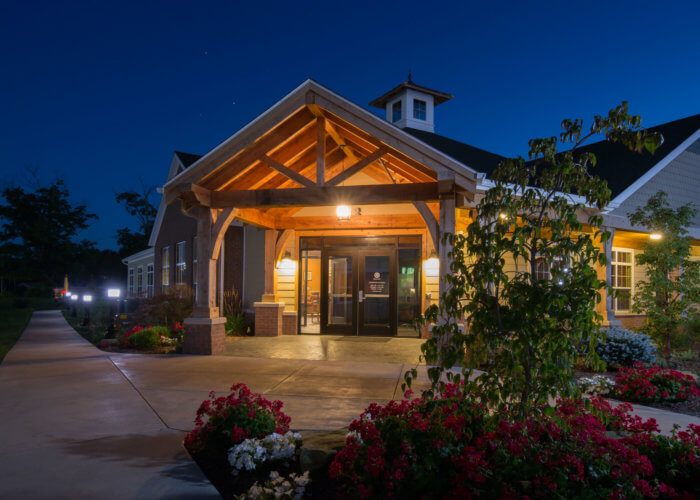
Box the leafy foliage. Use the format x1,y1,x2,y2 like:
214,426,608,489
0,179,97,285
115,183,157,257
131,284,193,329
596,326,657,368
405,103,662,416
629,191,700,361
612,363,700,404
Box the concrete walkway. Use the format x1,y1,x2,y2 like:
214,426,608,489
0,311,219,499
2,311,698,499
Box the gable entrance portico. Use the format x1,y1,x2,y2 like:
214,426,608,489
162,80,478,354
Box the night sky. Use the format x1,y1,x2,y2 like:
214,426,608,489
1,1,699,250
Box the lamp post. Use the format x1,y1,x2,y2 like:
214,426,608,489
106,289,121,338
70,294,78,317
82,294,93,326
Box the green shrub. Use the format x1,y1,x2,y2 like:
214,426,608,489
226,313,249,336
129,328,160,349
596,326,656,368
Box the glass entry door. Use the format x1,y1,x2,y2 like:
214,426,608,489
324,251,356,335
359,250,395,335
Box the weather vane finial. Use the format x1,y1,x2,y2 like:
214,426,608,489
407,69,413,82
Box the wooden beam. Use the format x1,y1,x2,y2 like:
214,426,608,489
316,116,325,186
234,208,276,229
413,201,439,251
307,104,361,163
276,214,425,230
326,147,388,187
210,182,440,208
261,154,316,188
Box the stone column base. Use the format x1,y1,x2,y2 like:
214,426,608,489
254,302,284,337
183,317,227,355
282,311,298,335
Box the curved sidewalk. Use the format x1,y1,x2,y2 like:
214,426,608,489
0,310,218,499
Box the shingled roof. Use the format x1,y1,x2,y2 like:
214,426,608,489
406,114,700,197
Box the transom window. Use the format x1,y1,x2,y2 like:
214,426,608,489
162,246,170,292
175,241,186,284
413,99,426,120
392,101,402,122
611,249,633,312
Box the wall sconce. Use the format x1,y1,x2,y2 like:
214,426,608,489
276,251,296,273
336,205,351,221
423,251,440,277
649,233,662,240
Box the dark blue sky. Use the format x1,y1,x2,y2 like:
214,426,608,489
1,1,699,250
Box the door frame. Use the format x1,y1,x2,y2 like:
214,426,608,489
321,248,357,335
357,247,397,336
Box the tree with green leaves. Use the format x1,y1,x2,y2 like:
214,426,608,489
115,183,157,257
0,179,97,286
405,102,662,417
629,191,699,362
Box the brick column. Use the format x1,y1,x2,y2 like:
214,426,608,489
183,317,226,354
282,311,297,335
254,302,284,336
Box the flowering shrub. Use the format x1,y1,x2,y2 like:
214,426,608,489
119,325,178,349
596,327,657,367
184,383,291,459
228,431,302,476
577,374,615,395
613,363,700,404
236,470,310,500
329,386,699,498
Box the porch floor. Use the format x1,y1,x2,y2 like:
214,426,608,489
224,335,425,364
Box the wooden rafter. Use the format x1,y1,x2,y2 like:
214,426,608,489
316,116,325,186
326,147,388,187
261,154,316,188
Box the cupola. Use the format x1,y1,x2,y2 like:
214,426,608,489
369,74,453,133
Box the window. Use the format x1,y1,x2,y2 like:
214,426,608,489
147,265,154,297
611,249,633,312
128,268,134,296
162,246,170,292
392,101,401,122
136,267,143,296
175,241,186,284
413,99,426,120
192,237,198,301
533,255,569,283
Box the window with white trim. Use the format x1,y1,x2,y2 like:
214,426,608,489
533,255,570,283
175,241,186,284
611,248,633,312
392,101,401,122
162,246,170,292
147,264,154,297
128,268,134,296
136,266,143,296
413,99,426,120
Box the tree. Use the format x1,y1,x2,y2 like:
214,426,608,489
0,179,97,285
405,102,662,416
629,191,699,362
115,183,157,257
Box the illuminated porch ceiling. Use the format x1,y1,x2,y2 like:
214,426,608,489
162,80,478,232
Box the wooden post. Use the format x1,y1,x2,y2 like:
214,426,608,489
603,226,616,325
438,194,456,302
262,229,278,302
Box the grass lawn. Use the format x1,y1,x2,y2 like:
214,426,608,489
0,297,58,363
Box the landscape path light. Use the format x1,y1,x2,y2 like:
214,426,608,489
82,294,93,326
106,289,121,338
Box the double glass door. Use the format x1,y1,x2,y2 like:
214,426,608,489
323,248,395,336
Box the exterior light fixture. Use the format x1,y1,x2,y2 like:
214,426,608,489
107,288,121,298
65,292,72,297
83,295,93,302
336,205,351,221
276,251,296,270
649,233,662,240
70,294,78,301
424,251,440,277
499,212,508,220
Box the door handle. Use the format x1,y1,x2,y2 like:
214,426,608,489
358,290,364,303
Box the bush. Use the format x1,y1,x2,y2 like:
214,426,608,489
119,325,176,349
329,386,699,498
184,383,291,459
132,285,193,329
226,313,249,336
612,363,700,404
596,327,657,368
129,328,160,349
